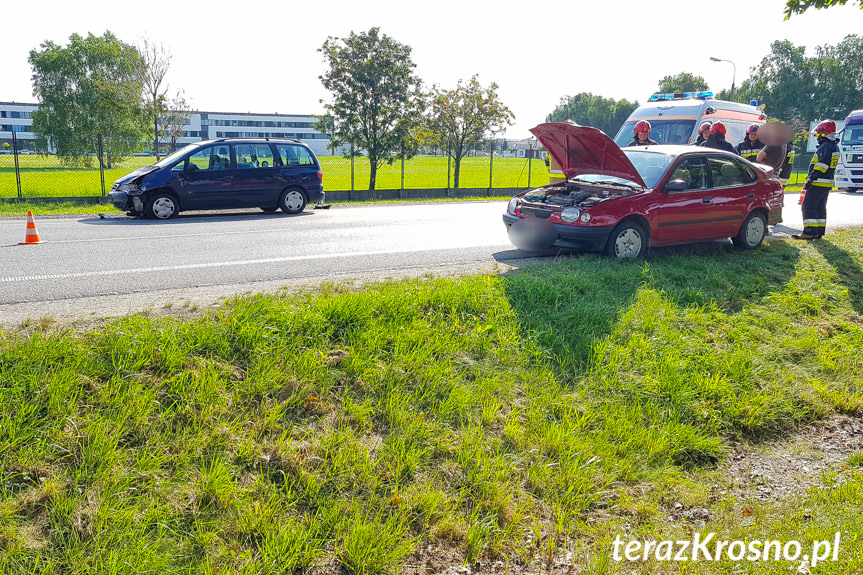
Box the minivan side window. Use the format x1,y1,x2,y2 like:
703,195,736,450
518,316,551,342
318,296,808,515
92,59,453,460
185,145,231,171
275,144,316,167
236,144,275,169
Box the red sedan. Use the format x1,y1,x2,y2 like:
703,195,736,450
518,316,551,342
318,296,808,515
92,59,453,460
503,122,784,258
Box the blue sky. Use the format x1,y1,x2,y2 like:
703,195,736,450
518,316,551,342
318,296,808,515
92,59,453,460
3,0,861,139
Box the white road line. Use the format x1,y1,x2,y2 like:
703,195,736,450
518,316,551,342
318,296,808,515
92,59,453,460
0,244,510,283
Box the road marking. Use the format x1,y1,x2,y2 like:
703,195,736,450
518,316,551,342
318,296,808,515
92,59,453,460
0,244,512,284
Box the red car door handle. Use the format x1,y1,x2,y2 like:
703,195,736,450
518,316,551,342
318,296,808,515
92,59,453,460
747,193,755,199
702,198,712,204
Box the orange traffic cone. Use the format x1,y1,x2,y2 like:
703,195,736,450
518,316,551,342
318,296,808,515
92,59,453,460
19,210,45,245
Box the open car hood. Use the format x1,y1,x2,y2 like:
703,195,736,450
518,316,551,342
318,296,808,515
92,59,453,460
530,122,646,188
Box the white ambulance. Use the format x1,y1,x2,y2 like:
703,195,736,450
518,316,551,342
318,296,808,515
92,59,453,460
612,92,767,148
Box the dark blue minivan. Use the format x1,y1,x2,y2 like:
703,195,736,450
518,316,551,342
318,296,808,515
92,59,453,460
108,138,325,219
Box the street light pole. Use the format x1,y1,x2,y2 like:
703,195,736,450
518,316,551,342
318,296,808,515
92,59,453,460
710,57,736,100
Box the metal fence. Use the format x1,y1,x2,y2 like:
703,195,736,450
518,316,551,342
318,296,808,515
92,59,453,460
0,142,817,203
0,138,546,202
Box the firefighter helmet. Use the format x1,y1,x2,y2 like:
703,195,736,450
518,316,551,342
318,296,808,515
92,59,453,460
634,120,651,134
699,121,712,134
746,124,760,134
710,122,727,136
813,120,836,138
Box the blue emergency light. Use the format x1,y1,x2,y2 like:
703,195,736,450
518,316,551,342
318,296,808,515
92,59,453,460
649,91,715,102
750,100,758,107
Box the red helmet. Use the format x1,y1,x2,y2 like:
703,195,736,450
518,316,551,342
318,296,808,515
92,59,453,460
634,120,651,134
699,122,712,134
746,124,760,134
710,122,727,136
813,120,836,138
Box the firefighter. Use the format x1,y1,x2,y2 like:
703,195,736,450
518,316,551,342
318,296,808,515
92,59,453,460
700,122,737,154
778,143,796,184
627,120,658,146
693,122,712,145
792,120,840,240
736,124,763,161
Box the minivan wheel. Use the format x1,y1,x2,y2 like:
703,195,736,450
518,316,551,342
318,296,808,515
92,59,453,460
605,221,646,259
732,212,767,249
279,189,307,214
145,193,179,220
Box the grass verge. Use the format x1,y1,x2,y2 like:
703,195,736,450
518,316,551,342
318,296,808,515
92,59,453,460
1,230,862,573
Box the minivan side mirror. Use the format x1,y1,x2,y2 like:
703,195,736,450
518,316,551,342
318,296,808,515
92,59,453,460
664,179,687,192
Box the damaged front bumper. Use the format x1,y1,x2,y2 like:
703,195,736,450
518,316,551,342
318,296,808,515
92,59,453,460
107,187,145,214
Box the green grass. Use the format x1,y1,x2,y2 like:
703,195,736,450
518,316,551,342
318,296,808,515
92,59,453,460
2,230,863,573
0,154,547,199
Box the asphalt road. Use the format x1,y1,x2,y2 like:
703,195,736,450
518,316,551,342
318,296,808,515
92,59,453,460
1,193,862,325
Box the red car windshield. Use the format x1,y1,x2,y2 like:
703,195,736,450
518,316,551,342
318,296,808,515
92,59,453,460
621,150,676,188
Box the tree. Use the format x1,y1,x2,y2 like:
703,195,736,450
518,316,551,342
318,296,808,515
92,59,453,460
139,38,171,159
735,36,863,131
315,27,426,191
429,76,514,188
163,91,195,153
29,32,144,168
545,93,639,138
784,0,861,18
734,40,816,131
656,72,709,93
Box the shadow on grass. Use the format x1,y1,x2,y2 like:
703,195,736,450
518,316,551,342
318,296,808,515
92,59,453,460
812,237,863,316
500,239,802,376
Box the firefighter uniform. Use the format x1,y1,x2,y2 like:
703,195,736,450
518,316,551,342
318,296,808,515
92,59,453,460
736,138,763,161
797,137,839,239
778,144,796,184
627,137,658,146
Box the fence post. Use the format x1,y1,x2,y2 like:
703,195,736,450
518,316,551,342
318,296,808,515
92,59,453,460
446,145,451,197
350,142,354,200
400,145,405,199
12,130,22,199
527,143,532,189
98,134,106,196
488,139,494,196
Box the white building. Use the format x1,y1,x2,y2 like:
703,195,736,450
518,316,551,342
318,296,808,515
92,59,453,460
0,102,334,155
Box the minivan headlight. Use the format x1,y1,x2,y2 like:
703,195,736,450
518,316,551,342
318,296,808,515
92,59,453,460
560,208,581,223
507,198,519,214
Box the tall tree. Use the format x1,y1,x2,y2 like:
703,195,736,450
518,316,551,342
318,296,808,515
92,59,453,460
139,38,171,159
656,72,709,93
734,40,815,131
784,0,861,18
429,76,514,189
163,91,195,153
546,93,639,139
315,27,425,191
29,32,144,168
735,36,863,131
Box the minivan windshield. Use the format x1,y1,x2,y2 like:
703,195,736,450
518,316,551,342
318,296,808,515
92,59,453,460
152,144,202,168
614,120,697,147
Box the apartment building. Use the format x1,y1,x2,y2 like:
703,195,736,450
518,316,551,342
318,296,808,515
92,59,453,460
0,102,334,155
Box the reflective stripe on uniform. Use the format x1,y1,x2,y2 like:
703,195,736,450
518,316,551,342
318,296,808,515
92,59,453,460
802,219,827,229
